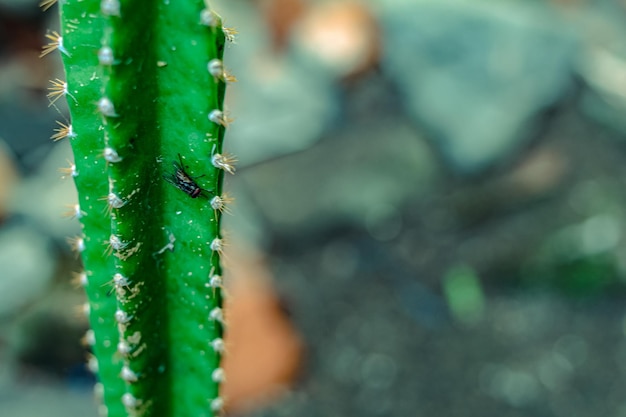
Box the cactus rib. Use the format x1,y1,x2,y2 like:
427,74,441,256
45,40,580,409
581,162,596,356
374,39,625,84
52,0,232,416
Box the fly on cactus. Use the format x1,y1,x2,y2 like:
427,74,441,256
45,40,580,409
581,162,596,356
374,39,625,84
42,0,235,415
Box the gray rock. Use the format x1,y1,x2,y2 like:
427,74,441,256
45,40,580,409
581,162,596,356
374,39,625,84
8,140,80,240
213,0,339,167
237,117,437,234
0,222,56,317
0,382,96,417
224,58,338,167
380,1,578,173
575,4,626,135
220,175,269,250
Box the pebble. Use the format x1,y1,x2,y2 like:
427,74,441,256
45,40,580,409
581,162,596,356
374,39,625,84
0,221,56,317
380,1,577,173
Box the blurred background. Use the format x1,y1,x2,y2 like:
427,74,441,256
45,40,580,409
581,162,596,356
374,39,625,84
2,0,626,416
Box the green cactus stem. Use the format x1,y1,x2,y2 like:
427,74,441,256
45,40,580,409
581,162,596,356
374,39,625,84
45,0,234,416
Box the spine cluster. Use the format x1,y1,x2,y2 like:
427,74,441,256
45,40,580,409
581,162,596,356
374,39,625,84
43,1,234,416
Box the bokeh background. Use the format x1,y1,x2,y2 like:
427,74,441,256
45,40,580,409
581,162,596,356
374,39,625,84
3,0,626,416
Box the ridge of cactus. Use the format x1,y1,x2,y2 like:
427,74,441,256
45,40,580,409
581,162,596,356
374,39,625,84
44,1,234,416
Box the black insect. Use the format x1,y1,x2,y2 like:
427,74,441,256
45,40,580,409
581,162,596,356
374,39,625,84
164,154,212,198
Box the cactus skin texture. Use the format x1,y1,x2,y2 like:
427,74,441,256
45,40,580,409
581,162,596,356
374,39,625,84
47,0,233,416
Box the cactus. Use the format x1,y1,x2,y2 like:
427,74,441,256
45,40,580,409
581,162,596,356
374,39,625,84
44,0,234,416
